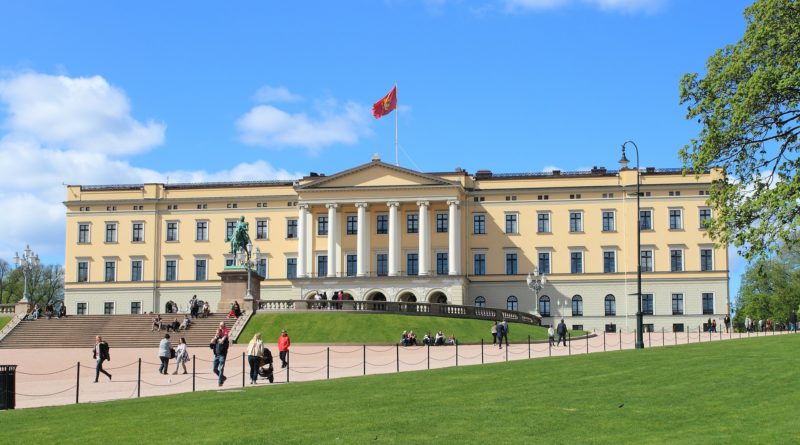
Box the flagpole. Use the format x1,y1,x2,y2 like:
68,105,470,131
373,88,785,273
395,82,399,166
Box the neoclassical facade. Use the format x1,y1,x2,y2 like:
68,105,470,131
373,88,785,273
63,155,729,332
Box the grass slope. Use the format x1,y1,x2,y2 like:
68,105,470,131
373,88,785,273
0,316,12,331
238,312,566,344
3,335,798,444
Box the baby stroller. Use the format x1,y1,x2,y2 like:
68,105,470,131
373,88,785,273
257,346,274,383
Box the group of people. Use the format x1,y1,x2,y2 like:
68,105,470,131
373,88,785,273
151,314,192,333
491,320,510,348
226,300,242,319
744,316,773,333
400,330,457,346
29,302,66,320
158,334,190,375
309,290,349,309
547,319,569,347
189,295,210,319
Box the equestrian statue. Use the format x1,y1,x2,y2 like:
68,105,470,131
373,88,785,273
229,216,252,264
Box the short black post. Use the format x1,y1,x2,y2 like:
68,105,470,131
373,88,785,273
481,338,484,364
586,333,589,354
363,344,366,376
708,327,711,341
75,362,80,404
192,355,196,392
528,335,531,359
327,347,331,379
137,358,142,398
662,327,665,346
455,342,459,367
674,330,676,345
568,333,571,355
395,344,399,373
505,343,508,362
286,351,290,383
242,352,245,388
619,330,622,351
548,337,552,357
603,332,606,352
427,344,430,370
648,329,651,348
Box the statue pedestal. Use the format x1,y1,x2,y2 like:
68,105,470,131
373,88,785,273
15,300,31,315
217,268,263,313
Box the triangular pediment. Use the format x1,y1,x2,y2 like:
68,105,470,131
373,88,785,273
298,161,456,190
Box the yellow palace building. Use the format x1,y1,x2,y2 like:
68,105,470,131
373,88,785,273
63,154,728,332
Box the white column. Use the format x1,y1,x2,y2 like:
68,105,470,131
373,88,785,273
388,201,400,276
326,204,338,277
418,200,430,276
356,203,369,277
448,200,461,275
297,204,308,278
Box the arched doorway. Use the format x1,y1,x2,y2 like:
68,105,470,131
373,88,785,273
428,291,448,304
397,292,417,302
397,291,418,313
366,291,387,311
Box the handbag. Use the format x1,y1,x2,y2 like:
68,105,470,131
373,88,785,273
170,348,176,359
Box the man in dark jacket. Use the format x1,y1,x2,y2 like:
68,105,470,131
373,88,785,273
789,310,798,333
93,336,112,382
556,319,568,347
210,334,229,387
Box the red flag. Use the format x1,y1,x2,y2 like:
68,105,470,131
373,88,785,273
372,86,397,119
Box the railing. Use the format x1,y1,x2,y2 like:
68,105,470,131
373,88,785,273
256,300,541,325
0,313,25,343
228,310,253,343
0,304,16,315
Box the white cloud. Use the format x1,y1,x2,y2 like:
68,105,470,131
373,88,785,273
236,99,372,151
253,85,303,103
504,0,665,13
0,73,165,155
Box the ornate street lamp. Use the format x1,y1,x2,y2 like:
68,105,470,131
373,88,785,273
13,245,41,303
244,242,263,300
526,266,547,317
621,141,645,349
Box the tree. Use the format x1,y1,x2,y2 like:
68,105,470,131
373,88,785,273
679,0,800,260
732,242,800,328
0,260,63,306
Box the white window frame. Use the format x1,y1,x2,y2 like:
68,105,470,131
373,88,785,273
130,300,144,315
130,257,144,282
104,222,118,243
568,210,584,233
504,248,519,275
702,291,716,314
194,255,209,281
435,249,449,275
164,257,179,281
103,301,116,315
315,252,329,278
256,257,269,280
569,249,584,274
504,212,519,234
76,301,89,315
76,258,91,283
405,249,419,276
165,220,180,242
698,207,713,230
286,218,298,239
601,209,616,232
285,254,298,279
640,208,654,231
668,207,684,230
195,219,209,242
77,222,92,244
640,248,655,272
536,211,551,234
602,249,617,273
131,220,145,243
669,247,685,272
699,245,715,271
103,257,117,282
345,251,358,277
256,218,270,240
472,249,487,276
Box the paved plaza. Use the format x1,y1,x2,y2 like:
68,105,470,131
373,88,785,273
4,330,787,409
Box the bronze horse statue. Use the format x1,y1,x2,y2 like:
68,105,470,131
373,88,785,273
229,216,252,262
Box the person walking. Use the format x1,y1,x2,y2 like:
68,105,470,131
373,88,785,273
500,320,509,348
93,336,112,382
491,321,498,345
724,314,731,333
789,310,797,333
173,337,189,375
556,319,568,347
158,334,172,375
496,320,506,349
548,325,555,347
246,333,264,384
278,329,291,368
211,333,229,387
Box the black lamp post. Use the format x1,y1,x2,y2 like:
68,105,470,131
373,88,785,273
621,141,645,349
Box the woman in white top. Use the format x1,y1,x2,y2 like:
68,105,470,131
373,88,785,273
547,325,555,346
246,333,264,384
173,337,189,375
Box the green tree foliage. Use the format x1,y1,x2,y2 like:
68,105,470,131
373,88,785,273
733,243,800,328
679,0,800,260
0,259,64,306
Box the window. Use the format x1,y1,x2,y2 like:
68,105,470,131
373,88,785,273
257,220,269,240
317,255,328,277
104,261,116,282
132,223,144,242
407,214,419,234
673,323,685,333
668,190,681,197
672,293,684,315
702,293,714,314
165,260,177,281
257,258,267,278
407,253,418,276
507,296,519,311
640,250,653,272
346,255,357,277
317,216,328,236
195,259,207,281
196,221,208,241
699,208,712,229
131,301,141,315
505,214,518,234
436,252,448,275
166,222,178,241
131,260,142,282
436,213,448,233
700,249,714,271
537,213,550,233
286,219,298,239
641,293,654,315
473,214,486,234
569,212,583,232
103,302,114,315
346,216,358,235
76,302,87,315
286,258,297,279
538,252,551,274
78,223,90,243
226,221,237,241
605,295,616,316
475,296,486,308
572,295,583,316
376,215,388,234
570,194,581,199
640,210,653,230
670,249,683,272
570,252,583,274
602,211,615,232
77,261,89,282
473,253,486,276
669,209,683,230
105,223,117,243
506,253,518,275
603,251,616,273
377,254,388,276
539,296,551,317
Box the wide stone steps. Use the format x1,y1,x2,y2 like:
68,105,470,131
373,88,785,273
0,314,237,349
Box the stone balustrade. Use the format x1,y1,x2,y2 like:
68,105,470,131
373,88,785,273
0,304,15,315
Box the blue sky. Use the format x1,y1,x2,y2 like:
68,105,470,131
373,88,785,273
0,0,753,300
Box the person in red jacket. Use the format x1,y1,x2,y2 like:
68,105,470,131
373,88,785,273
278,329,291,368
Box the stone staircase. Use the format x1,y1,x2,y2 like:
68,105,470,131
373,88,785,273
0,313,240,349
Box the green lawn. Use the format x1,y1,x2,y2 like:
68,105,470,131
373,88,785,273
239,312,572,344
4,335,797,444
0,316,12,331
